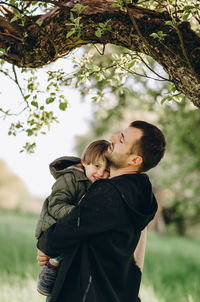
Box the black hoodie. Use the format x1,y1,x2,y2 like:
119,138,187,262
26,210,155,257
37,173,157,302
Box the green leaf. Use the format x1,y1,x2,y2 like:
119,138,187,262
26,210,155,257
36,19,43,27
165,20,174,27
10,15,19,23
70,12,75,22
92,65,100,72
71,4,88,14
95,73,105,81
95,29,102,38
183,5,195,10
128,61,135,68
59,101,68,111
171,86,177,93
161,97,167,105
16,122,22,129
31,101,38,108
24,94,31,100
111,3,122,8
26,129,33,136
182,13,190,21
99,23,106,28
66,28,76,38
46,97,55,104
161,96,173,104
0,48,7,56
150,33,158,39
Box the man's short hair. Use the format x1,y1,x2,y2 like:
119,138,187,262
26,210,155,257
81,140,110,165
130,120,166,172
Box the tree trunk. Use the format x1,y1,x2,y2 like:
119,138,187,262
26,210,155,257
0,0,200,107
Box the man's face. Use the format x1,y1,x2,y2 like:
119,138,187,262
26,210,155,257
106,127,143,169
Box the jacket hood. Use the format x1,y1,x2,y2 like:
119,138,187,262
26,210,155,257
49,156,81,179
111,173,158,231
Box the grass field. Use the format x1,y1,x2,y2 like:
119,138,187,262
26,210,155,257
0,209,200,302
0,210,43,302
141,233,200,302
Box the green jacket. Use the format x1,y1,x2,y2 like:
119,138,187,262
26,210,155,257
35,156,92,239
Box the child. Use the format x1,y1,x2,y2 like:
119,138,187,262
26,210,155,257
35,139,110,297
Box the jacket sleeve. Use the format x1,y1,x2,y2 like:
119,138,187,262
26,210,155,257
47,172,77,219
37,180,121,257
35,198,57,239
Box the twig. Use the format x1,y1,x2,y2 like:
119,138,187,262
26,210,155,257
120,65,167,81
134,52,171,81
24,1,33,10
124,0,192,71
0,68,15,82
122,0,147,44
0,32,23,42
92,44,106,55
0,2,24,15
71,55,169,82
122,0,169,67
12,65,30,108
0,106,28,117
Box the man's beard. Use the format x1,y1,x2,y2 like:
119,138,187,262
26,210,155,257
106,151,127,169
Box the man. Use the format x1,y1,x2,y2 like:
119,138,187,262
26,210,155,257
37,120,166,302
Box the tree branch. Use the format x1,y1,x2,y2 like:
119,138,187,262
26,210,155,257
165,0,196,76
0,0,199,107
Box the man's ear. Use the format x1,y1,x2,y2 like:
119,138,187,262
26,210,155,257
128,155,143,167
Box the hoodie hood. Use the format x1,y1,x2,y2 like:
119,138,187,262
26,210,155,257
111,173,158,230
49,156,81,179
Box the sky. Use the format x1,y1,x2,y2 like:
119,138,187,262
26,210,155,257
0,56,93,198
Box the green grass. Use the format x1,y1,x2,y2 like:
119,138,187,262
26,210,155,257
0,210,44,302
0,209,200,302
141,232,200,302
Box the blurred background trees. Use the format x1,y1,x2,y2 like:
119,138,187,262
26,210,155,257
73,45,200,236
0,159,30,209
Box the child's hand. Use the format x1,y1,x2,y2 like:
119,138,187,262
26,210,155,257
37,249,50,266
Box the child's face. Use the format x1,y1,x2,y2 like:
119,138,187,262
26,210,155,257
83,157,110,183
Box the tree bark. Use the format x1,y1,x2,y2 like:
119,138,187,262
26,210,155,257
0,0,200,107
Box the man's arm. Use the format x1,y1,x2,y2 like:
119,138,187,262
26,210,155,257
37,180,120,258
134,228,147,302
134,227,147,272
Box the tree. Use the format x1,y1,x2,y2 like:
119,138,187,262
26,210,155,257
0,0,200,107
159,99,200,235
0,1,200,152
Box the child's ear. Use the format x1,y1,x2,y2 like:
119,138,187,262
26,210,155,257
81,161,86,167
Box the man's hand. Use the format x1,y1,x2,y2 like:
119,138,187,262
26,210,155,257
37,249,50,266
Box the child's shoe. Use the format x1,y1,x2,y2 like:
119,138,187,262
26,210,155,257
37,261,59,296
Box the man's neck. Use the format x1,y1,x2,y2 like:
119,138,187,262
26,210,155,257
109,167,139,178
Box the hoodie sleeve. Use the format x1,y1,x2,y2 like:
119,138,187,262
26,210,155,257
47,172,77,219
37,180,121,257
